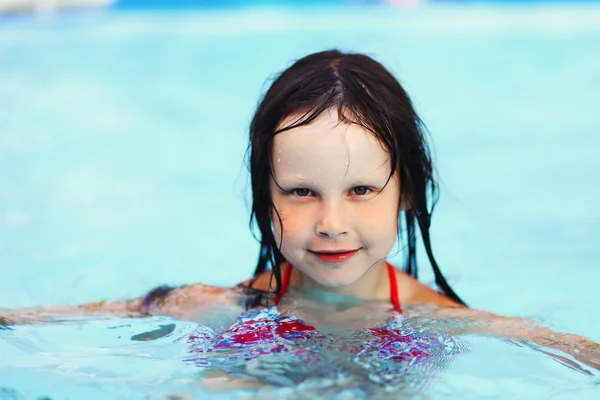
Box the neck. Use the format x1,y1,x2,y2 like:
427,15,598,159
292,260,388,300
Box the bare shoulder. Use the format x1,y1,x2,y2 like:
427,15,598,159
392,265,464,308
147,283,240,317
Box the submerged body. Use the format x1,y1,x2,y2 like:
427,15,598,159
2,300,598,399
125,262,599,383
185,262,448,368
1,260,599,380
1,267,599,396
185,304,466,391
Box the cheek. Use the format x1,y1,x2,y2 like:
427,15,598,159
357,197,399,241
271,201,311,242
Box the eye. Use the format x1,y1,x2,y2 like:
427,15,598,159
291,188,313,197
351,186,372,196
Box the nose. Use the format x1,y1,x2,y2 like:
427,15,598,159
316,201,348,238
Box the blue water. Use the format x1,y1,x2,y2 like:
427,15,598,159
110,0,600,10
1,3,600,399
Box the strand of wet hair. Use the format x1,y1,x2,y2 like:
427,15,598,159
416,211,467,306
404,210,418,278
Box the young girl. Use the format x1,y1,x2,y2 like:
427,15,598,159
144,48,465,317
1,50,598,380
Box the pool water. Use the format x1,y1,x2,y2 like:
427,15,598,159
1,3,600,399
1,301,598,399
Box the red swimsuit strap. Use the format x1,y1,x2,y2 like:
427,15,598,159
386,261,403,314
273,263,293,305
274,262,403,314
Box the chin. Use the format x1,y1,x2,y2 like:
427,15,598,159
307,266,365,289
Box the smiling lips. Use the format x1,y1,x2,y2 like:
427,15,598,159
309,249,359,263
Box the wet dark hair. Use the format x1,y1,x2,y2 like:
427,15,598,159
244,49,466,308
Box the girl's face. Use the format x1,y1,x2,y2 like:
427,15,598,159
270,109,401,297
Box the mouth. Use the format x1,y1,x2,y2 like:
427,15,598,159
308,249,360,264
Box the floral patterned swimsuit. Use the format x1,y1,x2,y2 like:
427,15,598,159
184,262,463,373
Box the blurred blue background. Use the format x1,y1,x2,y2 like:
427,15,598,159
3,0,600,15
0,0,599,342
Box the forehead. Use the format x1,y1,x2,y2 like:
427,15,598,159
272,110,390,178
